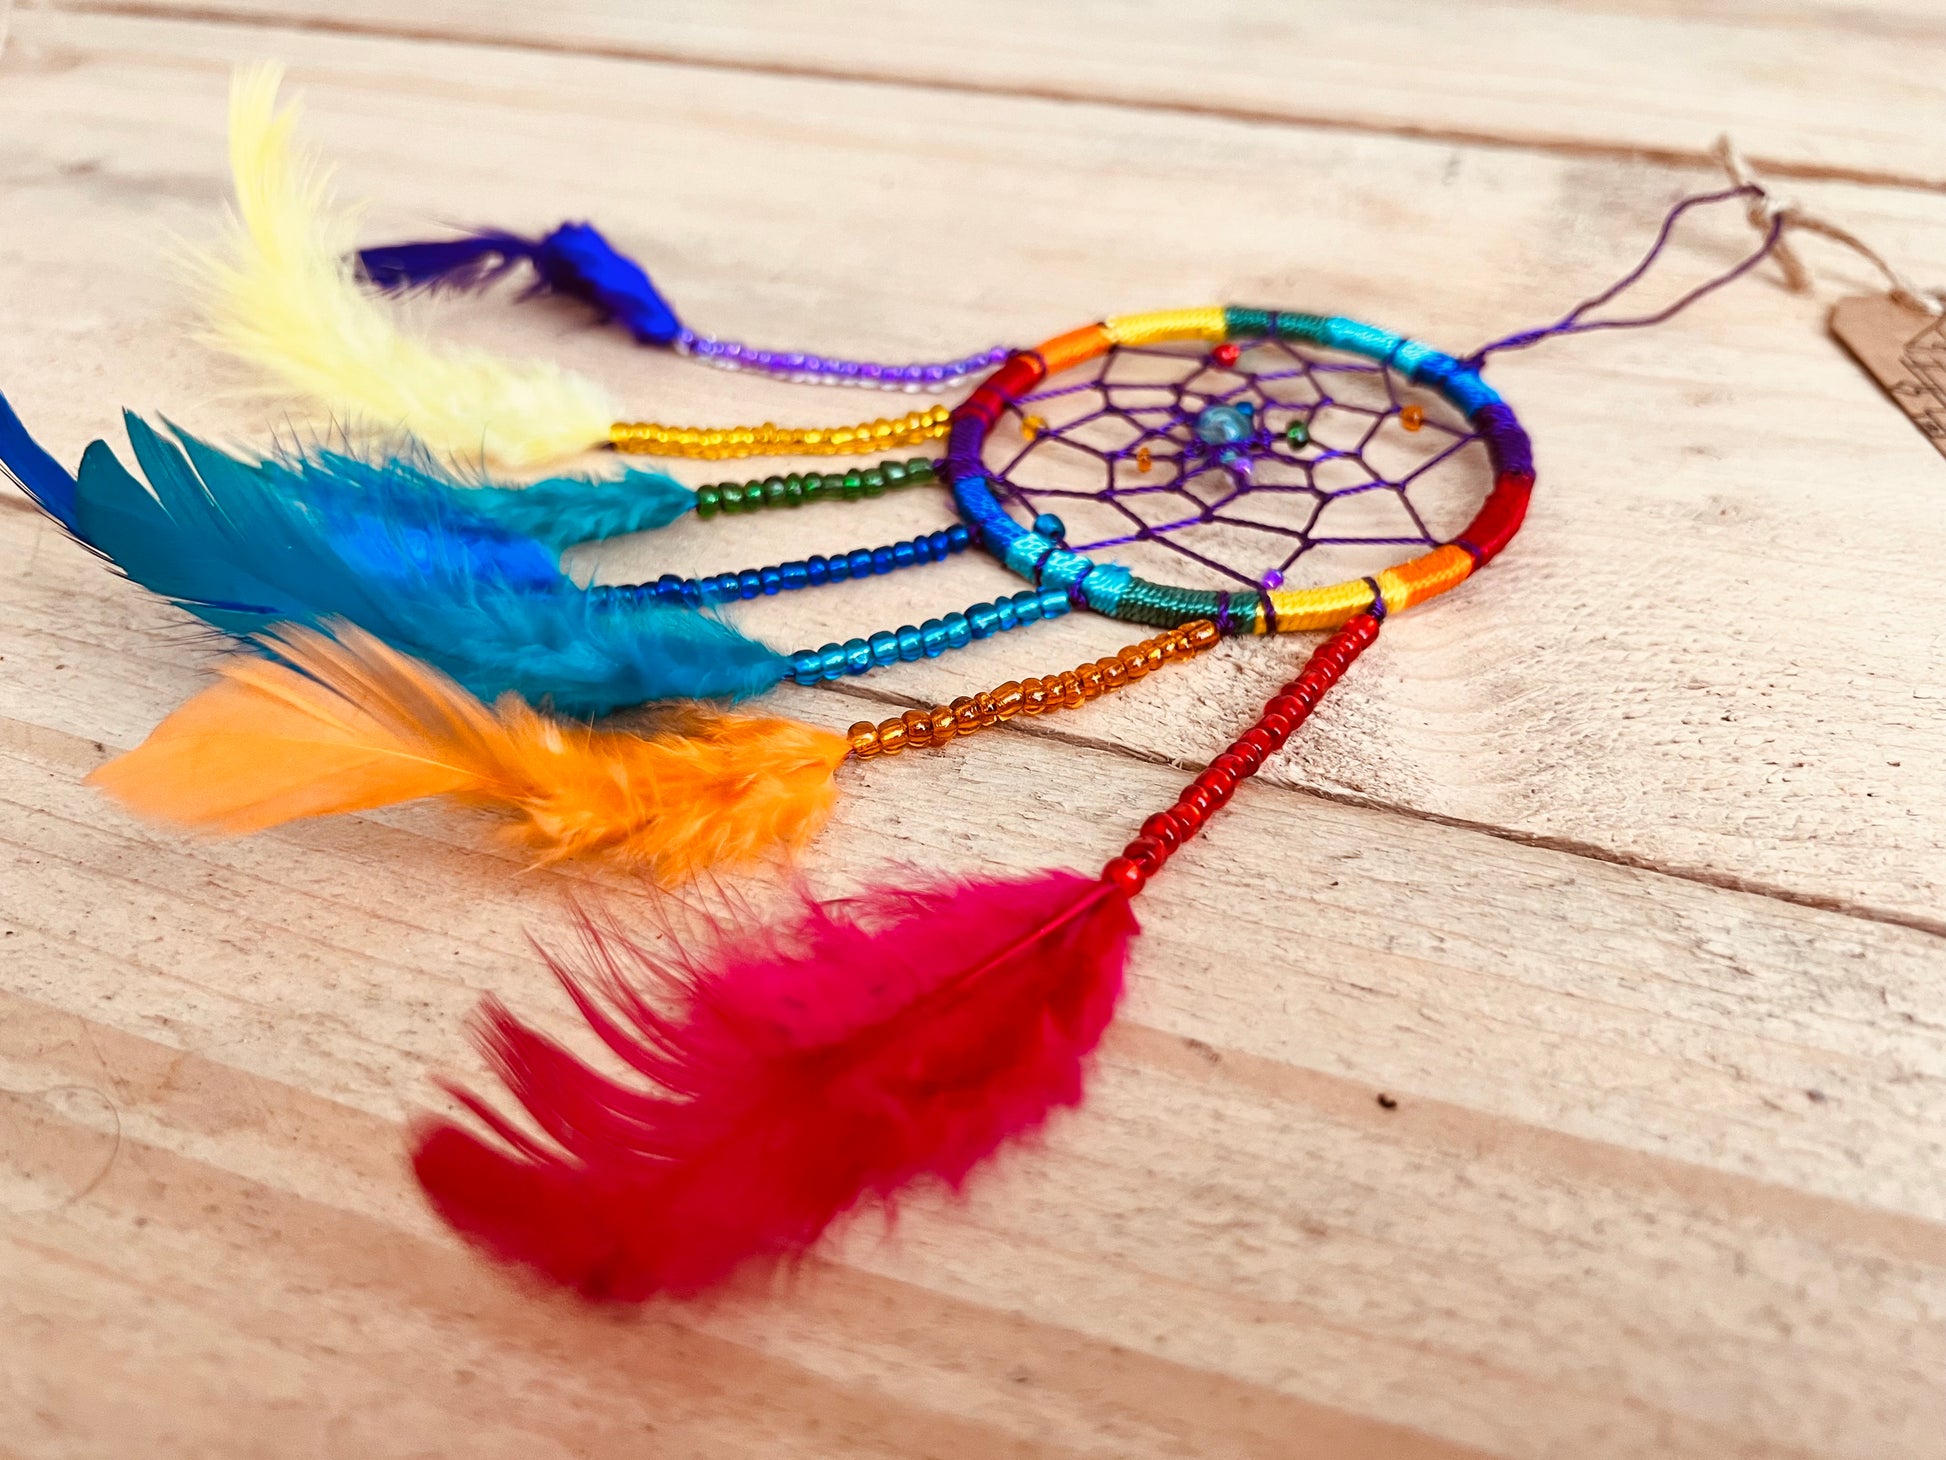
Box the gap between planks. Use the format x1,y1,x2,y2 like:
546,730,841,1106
725,663,1946,945
5,526,1942,947
6,904,1946,1321
46,0,1946,196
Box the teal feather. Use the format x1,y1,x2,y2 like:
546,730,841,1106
294,450,695,554
0,395,783,717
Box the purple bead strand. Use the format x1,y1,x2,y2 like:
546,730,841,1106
674,329,1008,393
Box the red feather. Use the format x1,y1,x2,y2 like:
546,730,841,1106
413,869,1139,1299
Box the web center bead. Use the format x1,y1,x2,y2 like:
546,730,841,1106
1190,401,1261,478
1193,403,1253,445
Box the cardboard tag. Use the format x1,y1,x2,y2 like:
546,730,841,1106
1830,293,1946,459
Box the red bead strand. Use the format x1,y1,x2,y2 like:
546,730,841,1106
1100,612,1382,896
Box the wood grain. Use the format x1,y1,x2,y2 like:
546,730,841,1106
52,0,1946,189
7,8,1946,921
1,7,1943,1458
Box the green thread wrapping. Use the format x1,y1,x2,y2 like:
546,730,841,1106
1103,576,1246,631
1222,307,1330,346
1272,312,1331,344
1223,307,1272,338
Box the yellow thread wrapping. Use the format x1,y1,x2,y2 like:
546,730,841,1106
1259,547,1476,632
1261,579,1384,633
1102,308,1228,347
610,404,951,459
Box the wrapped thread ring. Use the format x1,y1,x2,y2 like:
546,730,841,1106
947,306,1536,634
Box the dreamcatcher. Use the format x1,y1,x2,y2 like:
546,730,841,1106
0,66,1824,1301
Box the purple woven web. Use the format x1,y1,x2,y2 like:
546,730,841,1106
986,339,1491,590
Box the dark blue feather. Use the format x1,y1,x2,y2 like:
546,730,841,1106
531,222,683,345
0,394,785,717
356,231,539,293
0,393,79,529
357,221,684,346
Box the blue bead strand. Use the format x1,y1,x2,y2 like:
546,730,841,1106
592,523,973,609
784,585,1073,686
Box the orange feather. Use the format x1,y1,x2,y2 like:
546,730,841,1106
87,623,849,882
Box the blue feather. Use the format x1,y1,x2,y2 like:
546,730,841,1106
0,394,785,717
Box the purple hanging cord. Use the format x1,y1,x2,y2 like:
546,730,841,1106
356,220,1008,392
1462,185,1786,369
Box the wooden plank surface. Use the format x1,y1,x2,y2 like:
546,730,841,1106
55,0,1946,189
2,6,1944,1458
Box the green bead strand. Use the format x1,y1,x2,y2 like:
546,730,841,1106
692,455,937,519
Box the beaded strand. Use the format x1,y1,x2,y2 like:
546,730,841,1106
784,586,1074,685
594,525,974,609
693,456,936,519
844,619,1219,758
1102,612,1381,895
675,330,1009,393
610,404,951,460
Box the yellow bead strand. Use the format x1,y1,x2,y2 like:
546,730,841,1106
610,404,952,460
844,619,1220,759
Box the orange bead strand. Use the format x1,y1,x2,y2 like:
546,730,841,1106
844,619,1219,759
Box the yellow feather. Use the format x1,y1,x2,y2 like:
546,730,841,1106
201,65,617,468
88,623,850,882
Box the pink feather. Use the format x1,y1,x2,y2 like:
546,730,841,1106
413,869,1139,1299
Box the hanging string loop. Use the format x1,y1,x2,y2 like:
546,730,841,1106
1711,136,1945,317
1460,185,1787,371
1463,144,1945,372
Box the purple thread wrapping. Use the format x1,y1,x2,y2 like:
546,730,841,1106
1360,576,1389,621
1259,590,1280,634
1472,402,1532,479
945,415,986,478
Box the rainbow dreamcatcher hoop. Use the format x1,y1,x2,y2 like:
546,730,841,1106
821,306,1529,765
0,66,1828,1304
954,306,1528,633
